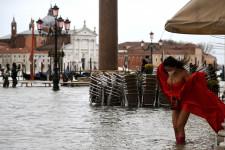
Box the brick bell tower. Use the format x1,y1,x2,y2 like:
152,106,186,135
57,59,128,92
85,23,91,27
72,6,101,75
11,17,17,37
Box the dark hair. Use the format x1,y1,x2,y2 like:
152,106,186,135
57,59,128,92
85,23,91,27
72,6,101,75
13,63,16,67
163,55,189,69
145,55,149,59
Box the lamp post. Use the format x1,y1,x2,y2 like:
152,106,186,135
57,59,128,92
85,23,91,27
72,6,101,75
140,32,163,66
36,4,71,91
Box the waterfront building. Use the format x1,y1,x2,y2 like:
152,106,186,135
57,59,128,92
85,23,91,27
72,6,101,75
62,21,99,71
0,6,98,73
118,42,217,71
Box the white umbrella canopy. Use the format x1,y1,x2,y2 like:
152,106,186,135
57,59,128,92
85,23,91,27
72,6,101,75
165,0,225,34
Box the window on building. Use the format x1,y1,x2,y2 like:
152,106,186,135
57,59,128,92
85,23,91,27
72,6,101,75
128,57,131,62
23,59,25,62
156,58,158,62
43,59,45,62
23,55,25,58
19,55,20,58
177,56,181,60
136,66,139,70
140,56,143,61
41,39,47,44
137,57,139,62
122,57,123,62
14,55,16,58
132,56,135,62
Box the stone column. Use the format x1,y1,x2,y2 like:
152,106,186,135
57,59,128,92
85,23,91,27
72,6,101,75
99,0,118,70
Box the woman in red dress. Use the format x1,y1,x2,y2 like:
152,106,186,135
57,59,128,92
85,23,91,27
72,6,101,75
157,56,225,144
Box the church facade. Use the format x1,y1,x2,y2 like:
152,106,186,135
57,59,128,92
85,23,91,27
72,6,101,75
62,21,99,71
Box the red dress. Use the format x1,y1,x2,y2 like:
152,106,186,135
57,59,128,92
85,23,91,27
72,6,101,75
157,63,225,133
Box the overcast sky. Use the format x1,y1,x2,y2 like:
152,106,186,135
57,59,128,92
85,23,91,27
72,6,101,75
0,0,224,64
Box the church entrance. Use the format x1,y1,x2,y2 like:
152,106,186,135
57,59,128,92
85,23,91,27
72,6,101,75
81,58,85,70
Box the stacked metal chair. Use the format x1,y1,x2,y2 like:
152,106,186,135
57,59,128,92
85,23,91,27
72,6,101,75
100,73,111,105
89,75,103,104
104,73,122,106
157,86,170,107
141,74,157,106
111,74,125,105
123,74,139,107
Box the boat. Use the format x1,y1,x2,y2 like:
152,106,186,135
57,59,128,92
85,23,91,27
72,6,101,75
22,72,41,80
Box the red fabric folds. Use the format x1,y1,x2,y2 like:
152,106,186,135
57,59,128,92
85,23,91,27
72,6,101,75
157,63,225,133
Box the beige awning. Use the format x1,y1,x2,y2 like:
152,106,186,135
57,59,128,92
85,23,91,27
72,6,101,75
165,0,225,34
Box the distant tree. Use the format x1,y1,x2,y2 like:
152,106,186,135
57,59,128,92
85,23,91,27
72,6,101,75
197,43,213,54
162,39,187,45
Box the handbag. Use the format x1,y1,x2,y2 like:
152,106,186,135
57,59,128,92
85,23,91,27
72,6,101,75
170,76,181,110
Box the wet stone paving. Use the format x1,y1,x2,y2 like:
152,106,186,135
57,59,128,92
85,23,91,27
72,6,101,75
0,81,224,150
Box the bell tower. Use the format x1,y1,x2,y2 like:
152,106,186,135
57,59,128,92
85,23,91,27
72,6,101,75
11,17,17,37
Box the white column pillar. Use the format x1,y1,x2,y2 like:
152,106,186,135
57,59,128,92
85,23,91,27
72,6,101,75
93,39,96,68
73,36,76,61
88,39,91,70
79,39,81,69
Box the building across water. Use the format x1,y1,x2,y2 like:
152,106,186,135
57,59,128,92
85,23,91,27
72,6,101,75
0,6,99,73
118,42,217,71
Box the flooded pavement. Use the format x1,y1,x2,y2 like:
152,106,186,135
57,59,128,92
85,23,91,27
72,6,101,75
0,83,222,150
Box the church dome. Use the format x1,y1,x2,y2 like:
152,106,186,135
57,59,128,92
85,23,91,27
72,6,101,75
42,6,55,28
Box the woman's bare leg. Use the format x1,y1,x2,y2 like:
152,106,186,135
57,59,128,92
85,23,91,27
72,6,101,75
177,110,190,137
172,110,180,137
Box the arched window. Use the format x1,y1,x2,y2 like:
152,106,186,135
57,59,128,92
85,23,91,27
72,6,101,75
132,56,135,62
136,57,139,62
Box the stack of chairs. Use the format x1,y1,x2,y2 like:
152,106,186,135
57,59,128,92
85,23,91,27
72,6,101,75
141,74,157,107
104,73,122,106
89,75,103,104
112,74,125,105
123,74,139,107
100,73,112,105
157,86,170,107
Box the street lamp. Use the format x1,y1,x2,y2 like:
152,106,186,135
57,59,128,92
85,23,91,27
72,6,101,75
36,4,71,91
140,31,163,66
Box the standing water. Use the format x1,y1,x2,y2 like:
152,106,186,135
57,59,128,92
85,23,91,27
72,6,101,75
0,84,220,150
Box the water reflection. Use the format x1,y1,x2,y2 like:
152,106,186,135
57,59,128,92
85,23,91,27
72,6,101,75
0,86,217,150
